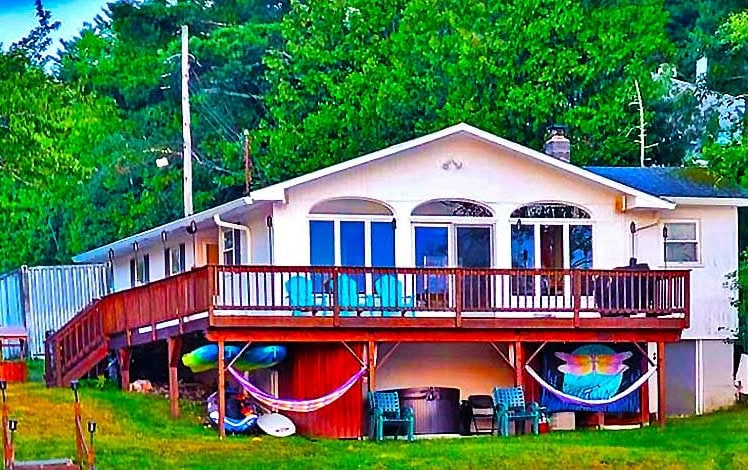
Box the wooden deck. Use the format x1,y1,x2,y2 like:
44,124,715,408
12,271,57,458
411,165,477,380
44,265,690,387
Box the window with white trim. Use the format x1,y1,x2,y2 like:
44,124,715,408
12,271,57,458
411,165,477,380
129,254,150,287
664,221,700,263
164,243,186,276
222,228,242,265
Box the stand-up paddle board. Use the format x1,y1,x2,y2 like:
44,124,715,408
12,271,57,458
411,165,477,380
257,413,296,437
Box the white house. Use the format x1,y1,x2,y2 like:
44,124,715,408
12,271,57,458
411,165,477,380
69,123,747,431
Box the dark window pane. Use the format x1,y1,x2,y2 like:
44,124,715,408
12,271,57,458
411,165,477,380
341,221,365,292
540,225,564,295
570,225,593,269
665,242,698,262
371,222,395,267
511,225,535,295
665,223,696,241
310,220,334,292
415,226,448,296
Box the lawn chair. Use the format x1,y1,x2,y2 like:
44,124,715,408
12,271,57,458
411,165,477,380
369,391,415,442
375,274,414,317
337,274,361,317
286,276,327,316
492,386,540,437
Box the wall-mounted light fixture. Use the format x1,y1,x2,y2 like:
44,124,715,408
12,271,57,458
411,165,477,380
161,230,168,244
186,220,198,235
132,241,139,253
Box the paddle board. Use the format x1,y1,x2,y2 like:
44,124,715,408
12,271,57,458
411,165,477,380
257,413,296,437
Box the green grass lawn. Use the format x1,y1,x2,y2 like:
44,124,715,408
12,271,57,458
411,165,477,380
9,361,748,469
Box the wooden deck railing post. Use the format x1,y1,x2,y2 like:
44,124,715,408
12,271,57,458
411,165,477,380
572,270,582,327
454,269,463,328
207,266,216,326
332,267,340,327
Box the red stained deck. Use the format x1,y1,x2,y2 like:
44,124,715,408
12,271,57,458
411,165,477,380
44,265,689,387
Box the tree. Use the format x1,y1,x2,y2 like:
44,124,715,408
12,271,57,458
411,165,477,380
56,0,287,252
261,0,674,183
6,0,60,67
0,51,119,270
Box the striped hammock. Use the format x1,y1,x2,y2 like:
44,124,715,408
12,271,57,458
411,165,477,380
525,364,656,406
228,366,367,413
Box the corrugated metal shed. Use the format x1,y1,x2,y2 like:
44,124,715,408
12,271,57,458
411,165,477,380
0,265,111,357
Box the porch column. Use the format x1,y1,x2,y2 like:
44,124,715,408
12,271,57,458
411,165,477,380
118,348,131,392
217,339,226,439
514,342,524,388
367,340,377,391
167,336,182,418
657,341,666,426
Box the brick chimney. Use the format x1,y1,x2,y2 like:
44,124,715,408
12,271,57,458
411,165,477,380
544,124,570,162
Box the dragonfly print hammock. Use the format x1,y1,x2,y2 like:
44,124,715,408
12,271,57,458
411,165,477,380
227,365,368,413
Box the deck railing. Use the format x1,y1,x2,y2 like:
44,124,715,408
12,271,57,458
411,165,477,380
211,266,690,321
45,265,690,385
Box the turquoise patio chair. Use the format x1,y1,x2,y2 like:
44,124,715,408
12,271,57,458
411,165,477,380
286,275,326,316
336,274,360,317
369,391,415,442
375,274,414,317
492,386,540,437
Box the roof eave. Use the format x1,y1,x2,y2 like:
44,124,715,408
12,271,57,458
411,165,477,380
72,197,254,263
669,197,748,207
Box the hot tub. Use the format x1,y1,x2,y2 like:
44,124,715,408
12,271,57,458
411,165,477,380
384,387,461,434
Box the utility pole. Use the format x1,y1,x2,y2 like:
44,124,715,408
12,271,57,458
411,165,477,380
181,25,194,217
243,129,251,195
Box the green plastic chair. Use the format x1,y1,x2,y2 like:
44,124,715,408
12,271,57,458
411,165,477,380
492,386,540,437
369,391,415,442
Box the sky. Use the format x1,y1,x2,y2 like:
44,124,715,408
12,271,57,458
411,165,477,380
0,0,109,50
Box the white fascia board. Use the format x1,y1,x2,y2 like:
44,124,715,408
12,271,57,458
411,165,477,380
669,197,748,207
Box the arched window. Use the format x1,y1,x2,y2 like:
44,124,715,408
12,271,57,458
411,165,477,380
510,202,590,219
412,199,493,217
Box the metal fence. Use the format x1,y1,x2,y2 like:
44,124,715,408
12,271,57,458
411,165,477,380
0,265,111,357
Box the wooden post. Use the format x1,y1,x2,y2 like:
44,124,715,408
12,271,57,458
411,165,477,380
572,271,581,327
118,348,131,392
367,340,376,391
167,337,182,418
217,339,226,439
514,341,524,388
454,269,463,328
657,341,666,427
639,343,650,426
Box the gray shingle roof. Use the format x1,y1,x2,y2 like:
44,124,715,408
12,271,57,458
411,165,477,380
584,166,748,199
